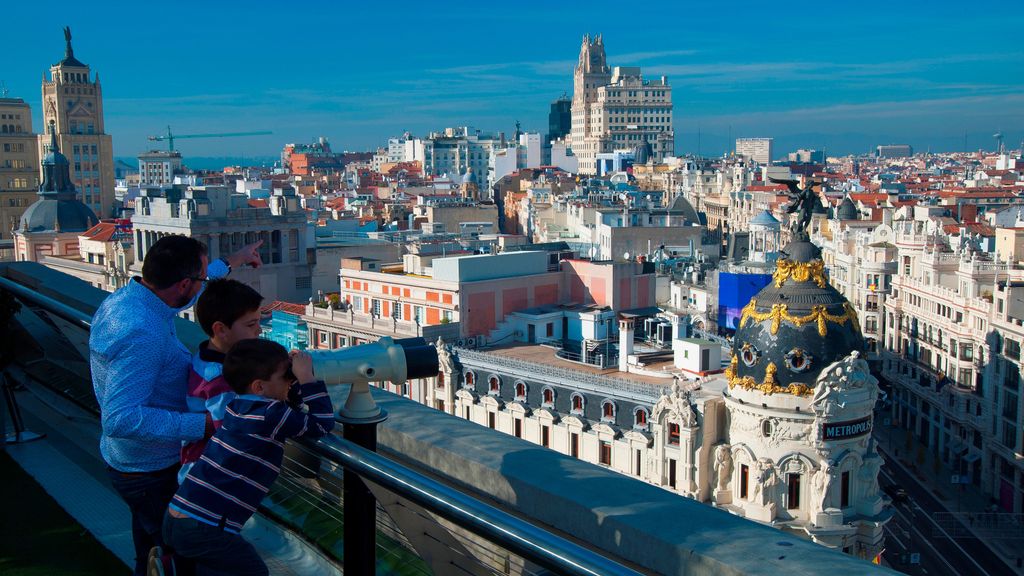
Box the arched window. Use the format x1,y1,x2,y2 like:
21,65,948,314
542,387,555,406
571,393,585,413
601,400,616,420
464,371,475,386
634,408,648,427
514,381,527,400
668,423,680,445
488,375,500,393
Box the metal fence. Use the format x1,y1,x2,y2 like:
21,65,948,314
932,512,1024,539
455,348,666,403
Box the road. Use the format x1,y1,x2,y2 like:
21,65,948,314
878,446,1016,576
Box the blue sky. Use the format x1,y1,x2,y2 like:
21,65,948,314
4,1,1022,160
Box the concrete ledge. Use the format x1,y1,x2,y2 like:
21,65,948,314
367,387,896,576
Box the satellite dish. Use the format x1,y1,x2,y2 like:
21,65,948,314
623,252,631,261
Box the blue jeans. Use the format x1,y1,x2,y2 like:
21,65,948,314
106,464,180,576
163,513,268,576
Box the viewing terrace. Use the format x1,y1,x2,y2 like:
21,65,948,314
0,261,895,575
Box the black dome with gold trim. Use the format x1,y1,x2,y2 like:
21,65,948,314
726,238,864,396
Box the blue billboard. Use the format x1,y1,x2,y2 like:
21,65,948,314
718,272,773,333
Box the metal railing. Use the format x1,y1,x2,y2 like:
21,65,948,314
0,274,642,576
297,434,640,576
455,348,665,403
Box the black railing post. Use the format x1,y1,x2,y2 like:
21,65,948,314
338,409,387,576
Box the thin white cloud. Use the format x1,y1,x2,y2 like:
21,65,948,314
694,93,1024,125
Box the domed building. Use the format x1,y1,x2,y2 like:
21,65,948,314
713,232,890,557
836,195,859,221
14,121,98,262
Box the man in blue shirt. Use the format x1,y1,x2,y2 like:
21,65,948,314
90,234,262,576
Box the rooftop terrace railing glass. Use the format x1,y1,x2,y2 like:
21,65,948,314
0,274,643,576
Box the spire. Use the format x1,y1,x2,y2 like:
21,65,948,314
47,119,58,154
39,119,75,198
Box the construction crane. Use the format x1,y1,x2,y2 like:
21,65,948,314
148,125,273,153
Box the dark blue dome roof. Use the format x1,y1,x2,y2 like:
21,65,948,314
19,199,97,233
18,122,97,233
837,196,859,220
726,239,864,396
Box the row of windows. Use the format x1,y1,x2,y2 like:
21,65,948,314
0,125,23,134
464,370,651,427
2,143,26,153
61,86,95,95
69,122,96,135
5,178,32,189
0,113,22,120
73,145,99,155
606,89,669,98
62,72,89,83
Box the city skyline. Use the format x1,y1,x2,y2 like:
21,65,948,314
3,0,1023,159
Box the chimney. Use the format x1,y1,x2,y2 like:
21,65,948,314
618,315,634,372
960,203,978,224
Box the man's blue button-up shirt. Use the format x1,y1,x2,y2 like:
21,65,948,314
90,259,228,472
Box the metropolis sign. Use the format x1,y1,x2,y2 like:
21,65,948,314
822,416,872,441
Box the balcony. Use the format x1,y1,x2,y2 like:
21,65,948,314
0,262,895,575
304,303,461,344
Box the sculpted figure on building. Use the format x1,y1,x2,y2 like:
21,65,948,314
713,444,732,491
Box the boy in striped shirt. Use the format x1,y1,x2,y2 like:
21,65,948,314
161,339,335,575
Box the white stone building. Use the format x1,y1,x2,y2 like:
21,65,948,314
570,35,674,174
131,184,313,303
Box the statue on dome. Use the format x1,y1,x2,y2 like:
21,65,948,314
771,176,820,240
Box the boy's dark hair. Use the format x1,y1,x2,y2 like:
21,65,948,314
142,235,207,290
195,279,264,336
223,339,289,394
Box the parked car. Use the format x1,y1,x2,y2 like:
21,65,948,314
884,483,909,504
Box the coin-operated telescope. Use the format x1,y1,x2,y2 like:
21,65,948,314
307,337,439,421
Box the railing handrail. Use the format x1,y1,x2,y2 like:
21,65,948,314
0,275,93,330
299,434,642,576
455,347,665,403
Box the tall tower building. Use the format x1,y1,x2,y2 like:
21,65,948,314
39,27,115,218
570,34,611,175
570,35,674,175
0,97,40,238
